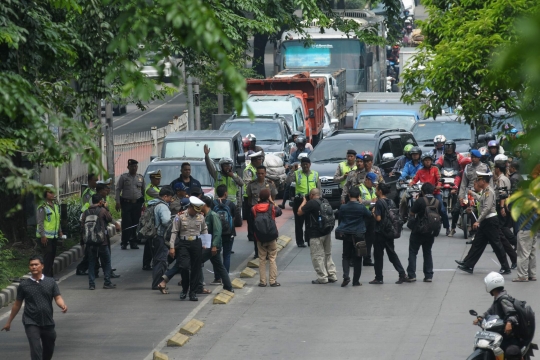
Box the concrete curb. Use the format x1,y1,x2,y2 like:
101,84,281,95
0,224,115,308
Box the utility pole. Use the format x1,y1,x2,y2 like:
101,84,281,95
105,102,115,197
217,84,224,115
187,76,195,131
194,79,201,130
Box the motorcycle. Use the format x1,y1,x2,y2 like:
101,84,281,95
459,190,476,239
467,309,537,360
404,183,422,221
440,168,459,214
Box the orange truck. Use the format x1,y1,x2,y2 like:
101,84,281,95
246,73,326,146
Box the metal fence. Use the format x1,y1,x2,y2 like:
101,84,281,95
40,111,188,199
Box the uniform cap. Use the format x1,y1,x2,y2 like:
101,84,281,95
173,182,188,192
356,154,364,160
476,171,491,182
249,151,263,159
470,149,482,158
347,149,357,155
300,157,311,164
148,169,162,179
189,196,204,212
97,178,112,185
128,159,138,166
365,172,378,184
44,184,56,193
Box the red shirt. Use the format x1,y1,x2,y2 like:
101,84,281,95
412,166,441,195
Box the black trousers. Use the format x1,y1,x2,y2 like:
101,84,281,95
143,237,152,268
151,236,168,289
407,232,434,279
40,238,57,278
177,238,202,295
463,217,510,270
76,246,100,275
293,197,309,246
198,248,233,291
364,217,375,263
373,232,405,281
246,204,258,257
342,234,363,284
120,198,143,246
24,325,56,360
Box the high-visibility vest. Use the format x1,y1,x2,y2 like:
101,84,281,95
81,187,96,213
339,161,357,187
145,184,160,205
242,164,257,198
295,170,319,195
217,173,239,204
36,203,61,239
359,183,376,209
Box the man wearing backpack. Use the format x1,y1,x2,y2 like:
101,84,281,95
247,165,277,258
298,188,337,284
405,183,442,283
143,170,162,271
81,194,120,290
212,184,237,284
252,188,282,287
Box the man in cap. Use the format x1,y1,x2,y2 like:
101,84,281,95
115,159,145,250
286,157,321,247
456,172,512,274
36,185,63,278
333,150,357,189
169,183,189,216
243,151,263,221
159,196,208,301
362,151,385,183
142,169,162,271
170,162,202,195
458,150,491,203
359,172,378,266
341,154,366,204
81,174,98,213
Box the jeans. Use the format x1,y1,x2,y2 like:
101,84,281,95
407,232,434,279
24,325,56,360
373,232,406,281
433,194,450,229
88,245,112,287
220,235,233,275
198,248,233,291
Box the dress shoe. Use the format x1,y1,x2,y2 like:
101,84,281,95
446,228,451,236
511,263,517,270
455,259,465,266
76,270,88,276
130,244,140,249
395,276,408,284
404,277,416,283
110,272,121,278
103,283,117,289
423,278,433,282
189,293,198,301
363,261,374,266
142,265,152,271
298,244,307,248
121,245,127,250
179,292,187,300
278,204,285,209
499,268,511,275
466,240,474,245
458,265,473,274
341,278,350,287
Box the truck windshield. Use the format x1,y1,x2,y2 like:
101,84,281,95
310,138,376,163
356,115,416,131
144,163,214,187
222,122,283,143
163,140,230,159
280,39,365,92
412,121,471,142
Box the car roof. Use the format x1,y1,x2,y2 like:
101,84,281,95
327,129,413,140
224,115,286,123
359,110,419,116
149,158,207,164
164,130,241,140
416,115,459,122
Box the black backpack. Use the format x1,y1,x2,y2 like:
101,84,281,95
137,203,159,242
252,205,279,243
415,197,442,236
499,295,536,344
83,208,106,246
213,199,233,235
377,199,403,239
315,198,335,235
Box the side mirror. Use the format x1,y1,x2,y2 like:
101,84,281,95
309,109,315,119
382,153,395,162
330,118,339,125
366,52,374,67
332,85,339,97
236,153,246,165
469,310,478,317
150,155,157,161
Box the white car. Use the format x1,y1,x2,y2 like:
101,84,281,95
138,53,175,83
322,110,338,138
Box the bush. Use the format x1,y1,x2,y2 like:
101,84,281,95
0,231,14,285
63,195,82,240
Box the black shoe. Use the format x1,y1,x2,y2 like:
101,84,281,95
341,278,350,287
396,276,408,284
458,265,473,274
121,245,127,250
76,270,88,276
424,278,433,283
352,282,362,286
110,272,121,278
179,292,187,300
455,260,465,266
224,288,234,293
404,277,416,283
142,265,152,271
189,293,198,301
312,280,328,284
130,244,140,249
230,251,235,254
499,268,511,275
111,268,117,272
328,278,338,283
298,244,307,248
363,261,374,266
466,241,474,245
369,279,384,285
278,204,285,209
511,263,517,270
103,283,117,289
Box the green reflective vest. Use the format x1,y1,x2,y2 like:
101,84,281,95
216,173,239,204
242,164,257,198
81,187,96,213
144,184,160,205
359,183,376,209
295,170,319,195
339,161,357,187
36,203,61,239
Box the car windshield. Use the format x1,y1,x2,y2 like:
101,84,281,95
222,122,282,143
310,138,376,163
356,115,416,131
163,140,230,159
412,121,471,142
144,163,214,187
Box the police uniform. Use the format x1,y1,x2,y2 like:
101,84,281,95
460,173,511,272
242,152,262,222
359,181,377,265
341,169,367,202
247,178,278,257
143,170,162,270
36,185,62,278
494,172,518,265
458,161,491,199
204,154,244,205
334,151,357,188
116,159,145,249
164,197,208,300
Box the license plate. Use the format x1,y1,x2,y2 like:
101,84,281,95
477,331,497,340
323,188,333,195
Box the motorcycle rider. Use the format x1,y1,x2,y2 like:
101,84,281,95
430,135,446,162
341,154,366,204
472,272,521,351
289,136,311,167
390,144,413,177
484,132,505,155
488,140,502,164
289,131,313,155
448,157,472,237
398,146,422,219
246,133,264,154
436,140,463,236
333,150,357,189
411,153,450,235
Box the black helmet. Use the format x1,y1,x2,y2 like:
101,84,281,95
295,136,307,145
484,132,496,142
444,140,456,152
421,153,433,162
409,146,422,155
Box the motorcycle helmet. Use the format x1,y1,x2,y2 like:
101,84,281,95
421,153,433,162
484,271,505,293
403,144,413,156
242,137,251,150
487,140,499,149
433,135,446,145
459,157,472,168
494,154,508,162
503,123,514,131
409,146,422,155
218,157,233,169
444,140,456,152
297,153,309,160
484,132,496,142
295,136,307,145
361,150,374,157
246,133,257,144
510,128,518,134
292,130,303,137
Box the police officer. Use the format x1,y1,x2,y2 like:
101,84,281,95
456,172,511,274
494,161,517,268
359,172,378,266
333,150,357,189
341,154,366,204
286,157,321,247
458,150,491,204
247,165,278,258
115,159,145,250
36,185,63,278
142,170,162,271
162,196,208,301
243,151,263,222
362,151,385,183
81,174,98,213
204,144,244,205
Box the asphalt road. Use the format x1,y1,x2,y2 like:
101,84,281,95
1,208,538,360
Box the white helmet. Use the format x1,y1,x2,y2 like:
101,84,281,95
494,154,508,162
484,272,505,293
433,135,446,144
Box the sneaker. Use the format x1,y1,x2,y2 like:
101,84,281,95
458,265,473,274
89,285,95,290
423,278,433,282
448,229,456,237
210,279,222,285
369,279,384,285
499,268,511,275
103,284,116,289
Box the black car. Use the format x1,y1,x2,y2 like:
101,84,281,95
309,129,418,209
410,116,487,155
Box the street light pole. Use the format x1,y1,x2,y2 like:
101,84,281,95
187,76,195,131
194,79,201,130
105,102,115,197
